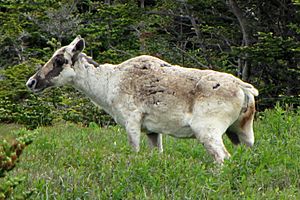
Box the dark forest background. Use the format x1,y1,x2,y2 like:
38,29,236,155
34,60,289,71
0,0,299,128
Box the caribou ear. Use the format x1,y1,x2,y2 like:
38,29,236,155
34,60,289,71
72,37,85,53
67,36,86,63
68,36,85,54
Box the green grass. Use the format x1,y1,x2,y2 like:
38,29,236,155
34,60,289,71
4,107,300,199
0,123,24,142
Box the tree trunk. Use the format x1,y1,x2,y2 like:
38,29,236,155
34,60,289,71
140,0,145,8
182,2,213,68
227,0,251,81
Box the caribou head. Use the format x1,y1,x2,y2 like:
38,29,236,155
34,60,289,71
26,36,85,92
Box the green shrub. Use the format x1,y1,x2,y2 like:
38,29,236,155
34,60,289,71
0,61,55,129
0,129,36,199
59,90,115,127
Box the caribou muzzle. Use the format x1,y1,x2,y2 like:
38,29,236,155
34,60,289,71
26,78,36,90
26,76,50,93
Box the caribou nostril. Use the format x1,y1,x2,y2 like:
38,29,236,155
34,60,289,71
26,79,36,89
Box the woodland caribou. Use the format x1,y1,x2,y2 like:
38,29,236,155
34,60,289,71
26,36,258,164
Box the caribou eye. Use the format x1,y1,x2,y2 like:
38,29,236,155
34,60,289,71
54,54,67,66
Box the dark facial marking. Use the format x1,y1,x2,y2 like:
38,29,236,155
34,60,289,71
54,54,68,66
45,54,66,80
29,54,67,92
34,74,52,91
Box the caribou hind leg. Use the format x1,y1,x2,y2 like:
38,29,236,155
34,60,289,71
146,132,163,153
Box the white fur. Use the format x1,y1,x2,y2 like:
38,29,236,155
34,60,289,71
67,55,257,163
27,37,258,164
52,66,76,86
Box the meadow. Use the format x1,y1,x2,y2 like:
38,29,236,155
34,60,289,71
2,106,300,199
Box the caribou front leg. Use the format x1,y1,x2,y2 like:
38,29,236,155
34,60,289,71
125,112,142,152
190,119,231,164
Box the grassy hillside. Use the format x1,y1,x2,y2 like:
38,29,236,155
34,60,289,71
4,107,300,199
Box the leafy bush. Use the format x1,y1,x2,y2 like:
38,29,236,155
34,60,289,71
60,91,115,127
0,61,55,129
232,32,300,108
0,129,36,199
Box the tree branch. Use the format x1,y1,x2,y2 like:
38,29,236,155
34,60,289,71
108,45,134,57
227,0,252,81
227,0,250,46
175,45,210,69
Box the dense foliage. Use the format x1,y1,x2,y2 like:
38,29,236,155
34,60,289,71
0,0,299,127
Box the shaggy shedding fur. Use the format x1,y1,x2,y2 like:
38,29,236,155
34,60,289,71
26,36,258,164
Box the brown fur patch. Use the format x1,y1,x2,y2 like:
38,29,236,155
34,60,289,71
240,104,255,128
115,55,256,129
118,56,247,115
119,61,201,113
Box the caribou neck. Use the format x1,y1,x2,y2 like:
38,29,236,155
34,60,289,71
71,56,117,109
